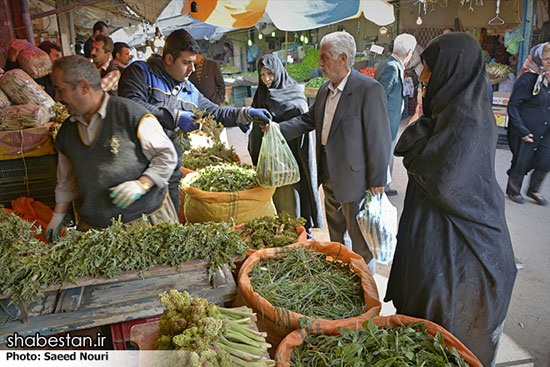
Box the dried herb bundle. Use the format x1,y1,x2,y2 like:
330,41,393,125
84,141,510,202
237,213,306,250
181,142,239,171
291,319,469,367
185,163,258,192
249,247,365,321
0,212,247,303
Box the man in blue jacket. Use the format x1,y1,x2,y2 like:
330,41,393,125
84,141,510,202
374,33,417,196
118,29,271,209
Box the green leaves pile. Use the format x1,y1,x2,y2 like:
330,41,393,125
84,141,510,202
286,63,315,82
291,319,469,367
237,213,306,250
305,77,328,88
0,212,247,304
249,247,365,321
185,163,258,192
182,142,240,171
302,49,320,70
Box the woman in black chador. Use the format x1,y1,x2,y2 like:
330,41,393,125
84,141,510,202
248,54,323,230
506,42,550,205
385,33,517,367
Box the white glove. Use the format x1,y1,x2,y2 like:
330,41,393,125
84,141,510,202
110,180,147,208
46,212,65,242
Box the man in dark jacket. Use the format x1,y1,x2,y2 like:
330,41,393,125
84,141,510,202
374,33,417,196
188,52,225,105
84,21,108,59
118,29,271,209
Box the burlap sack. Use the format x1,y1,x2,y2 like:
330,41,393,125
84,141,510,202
234,241,381,352
275,314,483,367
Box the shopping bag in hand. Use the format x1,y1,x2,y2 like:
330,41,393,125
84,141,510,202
256,121,300,187
356,191,397,264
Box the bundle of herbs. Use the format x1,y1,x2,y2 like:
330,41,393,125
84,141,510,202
181,142,240,171
153,290,274,367
249,247,365,320
291,319,470,367
237,213,306,250
173,108,225,152
185,163,258,192
0,211,247,303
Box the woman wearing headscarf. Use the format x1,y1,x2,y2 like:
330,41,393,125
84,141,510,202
248,54,323,230
505,42,550,205
384,33,517,367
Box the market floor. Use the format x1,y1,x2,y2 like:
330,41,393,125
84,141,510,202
226,119,549,367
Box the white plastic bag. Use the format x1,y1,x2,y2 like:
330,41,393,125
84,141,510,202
256,122,300,187
356,191,397,264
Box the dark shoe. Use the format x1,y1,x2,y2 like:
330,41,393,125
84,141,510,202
385,189,398,196
526,192,548,206
508,193,525,204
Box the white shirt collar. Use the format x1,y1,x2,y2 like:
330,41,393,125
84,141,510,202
328,69,352,95
71,92,110,125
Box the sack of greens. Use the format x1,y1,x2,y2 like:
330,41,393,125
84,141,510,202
256,122,300,187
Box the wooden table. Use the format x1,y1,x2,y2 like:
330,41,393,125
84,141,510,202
0,261,236,343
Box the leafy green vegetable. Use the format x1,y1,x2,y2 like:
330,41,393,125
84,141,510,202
302,49,320,70
305,77,328,88
153,290,275,366
181,142,240,171
221,65,242,74
291,319,470,367
237,212,306,250
286,63,314,82
249,246,365,321
0,212,247,304
185,163,258,192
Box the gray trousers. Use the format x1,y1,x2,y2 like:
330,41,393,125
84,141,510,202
320,150,376,275
386,136,398,188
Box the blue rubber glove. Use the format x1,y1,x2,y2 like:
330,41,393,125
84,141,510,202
247,108,272,123
109,180,147,208
176,110,198,132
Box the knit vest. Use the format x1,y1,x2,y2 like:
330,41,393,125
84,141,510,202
56,96,167,228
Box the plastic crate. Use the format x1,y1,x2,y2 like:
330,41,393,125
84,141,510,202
110,314,163,350
0,155,57,208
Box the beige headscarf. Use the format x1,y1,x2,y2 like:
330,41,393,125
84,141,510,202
523,42,550,95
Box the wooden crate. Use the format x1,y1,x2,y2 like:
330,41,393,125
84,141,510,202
0,260,236,343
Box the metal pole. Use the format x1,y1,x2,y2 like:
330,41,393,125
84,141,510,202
18,0,34,43
517,0,535,76
285,30,288,71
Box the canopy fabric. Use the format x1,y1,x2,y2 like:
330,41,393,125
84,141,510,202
184,0,394,30
266,0,361,31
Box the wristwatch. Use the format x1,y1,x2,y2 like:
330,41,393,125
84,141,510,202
138,178,151,192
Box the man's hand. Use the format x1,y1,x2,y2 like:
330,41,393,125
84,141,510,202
176,110,197,132
522,133,534,143
46,212,65,242
369,186,385,195
110,180,147,208
247,108,272,122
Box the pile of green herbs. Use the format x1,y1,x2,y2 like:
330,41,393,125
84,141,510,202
0,211,247,304
291,319,469,367
249,246,365,321
181,142,240,171
302,49,320,70
185,163,258,192
305,77,328,88
173,109,225,152
286,63,314,82
237,213,306,250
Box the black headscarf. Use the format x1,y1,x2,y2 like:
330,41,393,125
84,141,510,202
252,54,307,122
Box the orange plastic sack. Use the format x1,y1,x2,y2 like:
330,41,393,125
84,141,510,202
234,241,381,351
1,196,63,242
182,177,276,223
275,314,483,367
